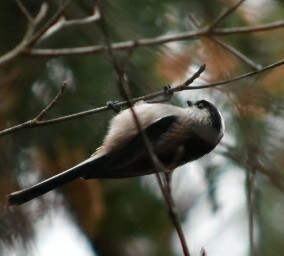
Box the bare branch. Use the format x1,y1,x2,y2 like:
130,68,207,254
214,19,284,34
179,59,284,90
15,0,33,21
187,3,262,71
0,81,68,136
27,19,284,57
27,0,71,47
209,37,262,70
183,64,206,86
164,171,190,256
33,2,49,24
209,0,245,29
0,59,282,137
97,4,190,254
35,81,67,121
0,2,48,66
60,7,100,26
200,248,207,256
40,6,101,41
245,166,258,256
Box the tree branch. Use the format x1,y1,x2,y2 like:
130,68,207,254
34,81,67,121
0,59,283,137
0,2,48,66
209,37,262,70
39,6,100,42
26,19,284,57
209,0,245,29
97,3,191,254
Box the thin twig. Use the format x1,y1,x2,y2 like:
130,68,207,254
0,1,72,66
40,6,101,41
15,0,33,21
178,59,283,90
0,2,48,66
27,0,71,47
0,59,283,137
209,0,245,29
245,164,257,256
213,20,284,34
0,81,68,136
33,3,49,24
164,171,190,256
26,19,284,57
225,149,284,194
35,81,67,121
98,3,191,254
59,7,100,26
187,3,261,71
200,248,207,256
183,64,206,86
210,37,262,70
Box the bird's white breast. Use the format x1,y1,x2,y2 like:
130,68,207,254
95,102,187,155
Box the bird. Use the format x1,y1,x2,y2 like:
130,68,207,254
7,100,224,206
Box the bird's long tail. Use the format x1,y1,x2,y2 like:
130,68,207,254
7,158,95,206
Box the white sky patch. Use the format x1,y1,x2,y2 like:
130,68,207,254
33,206,96,256
242,0,274,16
168,83,248,255
171,166,248,256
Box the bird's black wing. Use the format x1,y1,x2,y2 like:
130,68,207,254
82,115,178,179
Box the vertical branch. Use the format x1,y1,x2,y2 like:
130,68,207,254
97,2,190,255
245,164,258,256
165,172,190,256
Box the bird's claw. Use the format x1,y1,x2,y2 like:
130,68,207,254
107,101,121,113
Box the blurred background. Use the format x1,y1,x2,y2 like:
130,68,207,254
0,0,283,255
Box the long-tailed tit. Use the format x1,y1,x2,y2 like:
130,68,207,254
8,100,224,205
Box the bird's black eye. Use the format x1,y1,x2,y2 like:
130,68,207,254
196,101,205,109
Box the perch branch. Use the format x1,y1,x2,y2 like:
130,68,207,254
0,59,283,137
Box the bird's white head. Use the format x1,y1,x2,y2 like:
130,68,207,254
186,100,225,143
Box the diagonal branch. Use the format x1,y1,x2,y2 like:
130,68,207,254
209,37,262,70
209,0,246,29
0,0,72,67
0,2,48,66
179,59,283,90
0,81,68,136
27,0,71,47
34,81,67,121
97,3,191,255
39,6,100,42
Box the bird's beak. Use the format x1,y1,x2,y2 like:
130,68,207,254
187,100,193,107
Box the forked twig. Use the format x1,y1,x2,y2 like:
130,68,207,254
0,81,67,136
0,2,48,66
40,6,101,41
